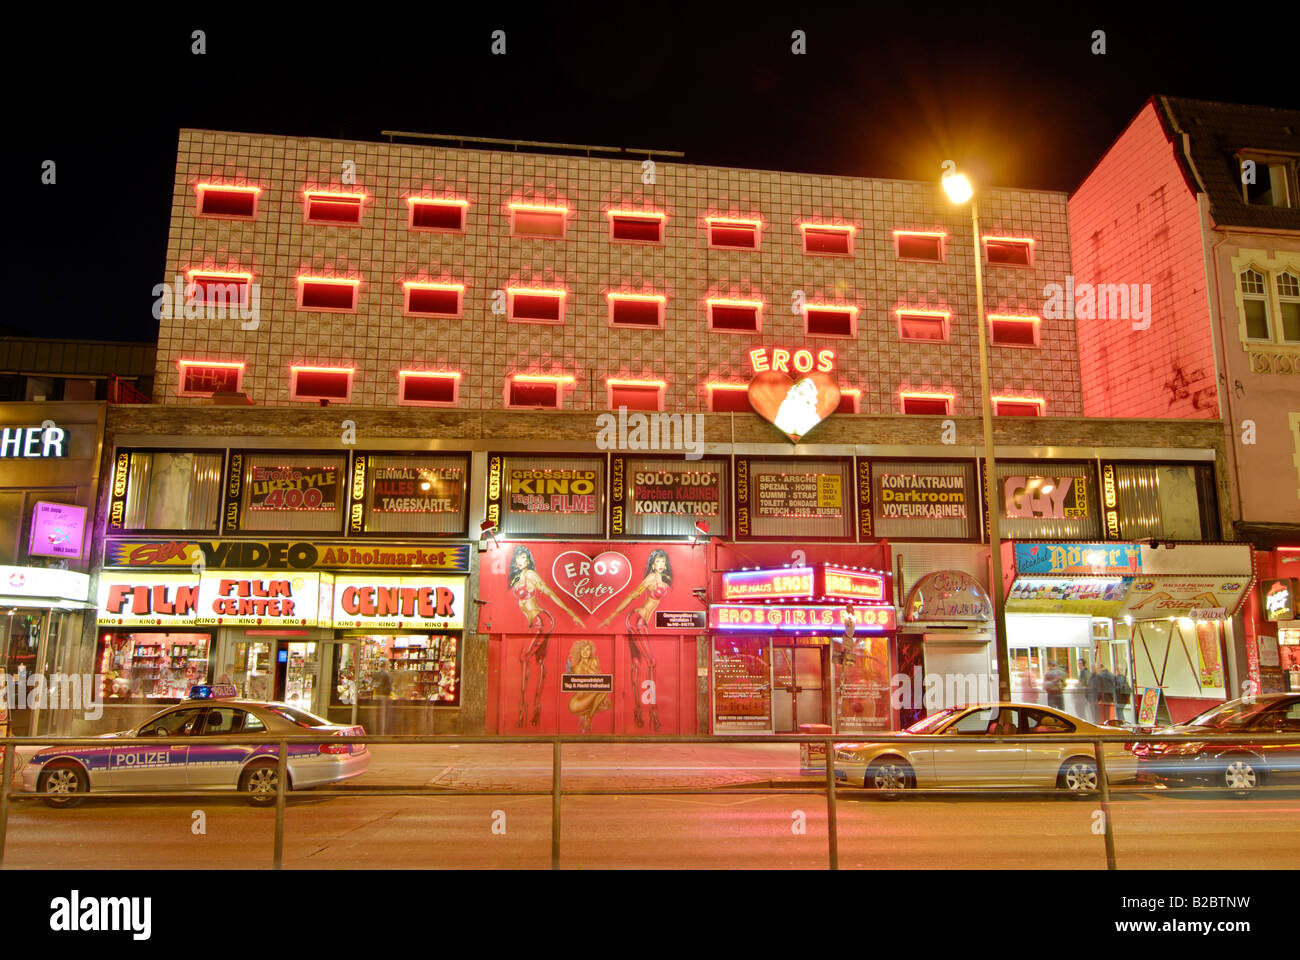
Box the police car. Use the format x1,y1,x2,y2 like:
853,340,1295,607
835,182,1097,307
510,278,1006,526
17,685,369,807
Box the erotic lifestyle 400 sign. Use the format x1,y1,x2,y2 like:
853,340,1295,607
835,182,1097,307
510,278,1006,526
247,464,341,512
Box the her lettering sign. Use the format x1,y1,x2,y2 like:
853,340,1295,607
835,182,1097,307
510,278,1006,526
0,425,66,458
748,348,835,374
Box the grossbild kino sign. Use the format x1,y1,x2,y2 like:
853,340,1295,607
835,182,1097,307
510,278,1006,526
103,538,469,572
509,468,599,513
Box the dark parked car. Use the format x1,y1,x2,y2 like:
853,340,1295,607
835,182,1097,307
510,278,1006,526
1133,694,1300,795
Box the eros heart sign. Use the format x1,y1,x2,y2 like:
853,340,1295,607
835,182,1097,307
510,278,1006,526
480,542,703,635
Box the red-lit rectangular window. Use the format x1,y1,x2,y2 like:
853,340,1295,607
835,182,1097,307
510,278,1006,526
177,360,244,397
800,224,854,256
706,218,761,250
984,237,1034,266
804,306,857,338
608,294,665,329
993,397,1045,416
894,231,944,261
298,278,360,312
900,393,953,415
506,377,569,409
609,211,664,243
708,300,762,333
707,385,752,413
835,390,860,414
607,380,664,411
989,316,1041,347
398,371,460,406
186,271,253,309
510,204,567,238
304,191,365,225
195,184,259,219
408,198,467,232
290,367,353,403
507,288,565,323
897,310,950,342
403,282,464,318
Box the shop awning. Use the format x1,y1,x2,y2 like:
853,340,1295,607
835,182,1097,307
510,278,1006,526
0,565,90,608
903,570,992,623
1118,543,1255,621
1000,541,1255,621
1118,575,1252,621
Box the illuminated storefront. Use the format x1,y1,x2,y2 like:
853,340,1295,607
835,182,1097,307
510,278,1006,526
96,447,473,733
1001,541,1253,726
480,540,704,734
707,543,897,735
0,402,104,737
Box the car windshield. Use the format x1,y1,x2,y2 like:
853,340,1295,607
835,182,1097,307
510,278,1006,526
905,707,960,734
1184,700,1269,729
265,704,335,728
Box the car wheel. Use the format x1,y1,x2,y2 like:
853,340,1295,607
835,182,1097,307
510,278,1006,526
864,758,914,794
38,762,88,809
1058,757,1099,795
1222,756,1261,796
240,761,286,806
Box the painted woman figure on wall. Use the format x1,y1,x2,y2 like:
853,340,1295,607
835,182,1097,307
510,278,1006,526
599,549,672,731
509,544,585,727
565,639,611,733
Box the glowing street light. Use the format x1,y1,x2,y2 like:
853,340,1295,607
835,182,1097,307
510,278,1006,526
943,165,1011,702
941,171,974,204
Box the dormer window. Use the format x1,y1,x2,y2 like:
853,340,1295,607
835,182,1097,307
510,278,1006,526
1240,154,1296,208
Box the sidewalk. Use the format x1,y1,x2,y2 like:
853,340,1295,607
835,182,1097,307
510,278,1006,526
360,742,815,792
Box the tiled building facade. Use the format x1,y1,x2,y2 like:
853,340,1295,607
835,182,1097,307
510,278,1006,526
161,128,1079,416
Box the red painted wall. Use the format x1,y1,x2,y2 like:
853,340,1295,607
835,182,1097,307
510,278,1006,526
1069,101,1218,419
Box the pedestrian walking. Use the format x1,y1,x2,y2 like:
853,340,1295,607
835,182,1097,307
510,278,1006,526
1076,659,1092,721
373,658,394,735
1113,666,1132,725
1090,663,1116,725
1042,660,1066,711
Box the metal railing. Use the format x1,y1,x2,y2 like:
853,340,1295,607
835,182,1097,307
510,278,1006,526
2,732,1296,871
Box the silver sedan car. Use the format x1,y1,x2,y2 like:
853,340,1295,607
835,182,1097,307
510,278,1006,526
834,702,1139,794
19,687,369,807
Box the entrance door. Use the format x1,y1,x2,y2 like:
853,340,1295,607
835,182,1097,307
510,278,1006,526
279,642,320,713
773,643,827,733
222,640,272,701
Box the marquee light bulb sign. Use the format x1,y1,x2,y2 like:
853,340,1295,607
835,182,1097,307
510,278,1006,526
746,348,840,443
723,566,815,600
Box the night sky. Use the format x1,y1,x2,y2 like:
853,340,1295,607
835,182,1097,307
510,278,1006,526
12,5,1297,343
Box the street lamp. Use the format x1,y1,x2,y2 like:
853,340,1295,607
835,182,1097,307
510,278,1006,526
943,166,1012,702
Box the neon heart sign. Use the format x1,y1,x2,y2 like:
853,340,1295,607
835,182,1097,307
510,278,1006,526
748,371,841,442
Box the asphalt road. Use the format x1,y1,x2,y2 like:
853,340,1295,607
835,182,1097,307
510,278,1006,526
4,788,1298,870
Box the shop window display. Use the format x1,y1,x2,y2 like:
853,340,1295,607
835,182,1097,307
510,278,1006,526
215,640,272,700
1010,638,1133,725
334,635,459,706
98,631,213,701
122,451,223,531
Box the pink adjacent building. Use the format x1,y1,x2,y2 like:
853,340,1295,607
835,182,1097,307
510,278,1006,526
1072,96,1300,696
